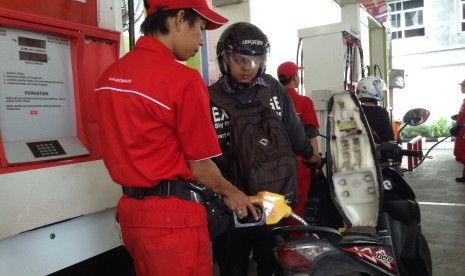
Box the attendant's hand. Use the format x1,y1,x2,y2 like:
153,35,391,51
222,185,258,221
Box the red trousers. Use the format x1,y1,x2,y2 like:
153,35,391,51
288,160,311,226
117,196,212,276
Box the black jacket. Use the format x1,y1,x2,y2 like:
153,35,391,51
209,74,312,174
362,105,395,143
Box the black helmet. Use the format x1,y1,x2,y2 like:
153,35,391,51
216,22,270,76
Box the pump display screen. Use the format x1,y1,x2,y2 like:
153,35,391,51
17,36,48,62
0,27,89,164
18,36,47,49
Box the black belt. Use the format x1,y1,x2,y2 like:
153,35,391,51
122,180,178,199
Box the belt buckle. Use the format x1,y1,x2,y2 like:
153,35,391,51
159,181,171,197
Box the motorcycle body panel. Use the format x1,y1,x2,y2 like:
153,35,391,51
273,227,399,276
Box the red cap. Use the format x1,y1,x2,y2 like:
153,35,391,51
277,61,304,80
145,0,228,30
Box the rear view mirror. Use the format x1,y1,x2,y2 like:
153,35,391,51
402,108,430,126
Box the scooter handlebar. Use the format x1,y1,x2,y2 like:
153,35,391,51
377,142,423,163
399,149,423,158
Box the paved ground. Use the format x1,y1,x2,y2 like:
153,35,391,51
215,140,465,276
402,141,465,276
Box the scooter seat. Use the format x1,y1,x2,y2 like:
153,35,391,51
341,231,382,244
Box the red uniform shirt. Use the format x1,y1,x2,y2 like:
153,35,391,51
95,36,221,188
285,87,319,128
454,99,465,161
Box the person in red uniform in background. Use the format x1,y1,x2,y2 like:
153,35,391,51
95,1,257,275
454,79,465,183
277,61,321,224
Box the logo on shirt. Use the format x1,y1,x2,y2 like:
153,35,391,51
109,77,132,83
269,96,282,116
211,96,283,141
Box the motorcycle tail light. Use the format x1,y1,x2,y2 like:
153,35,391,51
274,244,332,272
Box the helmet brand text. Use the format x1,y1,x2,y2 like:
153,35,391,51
241,40,263,46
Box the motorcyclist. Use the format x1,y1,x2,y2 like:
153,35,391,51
355,76,395,143
209,22,320,276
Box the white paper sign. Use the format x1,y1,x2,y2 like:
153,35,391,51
0,27,76,142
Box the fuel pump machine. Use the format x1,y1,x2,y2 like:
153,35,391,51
297,4,387,155
298,22,364,155
0,4,124,275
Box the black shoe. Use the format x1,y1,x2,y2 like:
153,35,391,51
455,177,465,183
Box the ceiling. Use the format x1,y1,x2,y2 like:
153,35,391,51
334,0,388,23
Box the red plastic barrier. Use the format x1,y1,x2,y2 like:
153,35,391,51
407,135,423,170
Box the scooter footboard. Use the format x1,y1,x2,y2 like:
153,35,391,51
378,212,432,276
383,199,420,225
400,224,432,276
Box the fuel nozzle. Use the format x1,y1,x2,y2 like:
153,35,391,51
234,191,308,228
249,191,292,225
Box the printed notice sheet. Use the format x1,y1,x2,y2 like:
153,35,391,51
0,27,76,142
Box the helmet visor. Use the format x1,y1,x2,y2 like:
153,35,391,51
224,50,263,69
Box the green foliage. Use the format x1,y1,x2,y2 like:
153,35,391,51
401,117,454,138
430,117,454,137
401,124,432,138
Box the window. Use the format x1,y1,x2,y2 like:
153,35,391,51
461,0,465,32
389,0,425,39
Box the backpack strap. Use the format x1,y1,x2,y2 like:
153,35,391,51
209,82,236,112
255,75,272,108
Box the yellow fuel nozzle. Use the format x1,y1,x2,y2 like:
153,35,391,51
249,191,292,225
